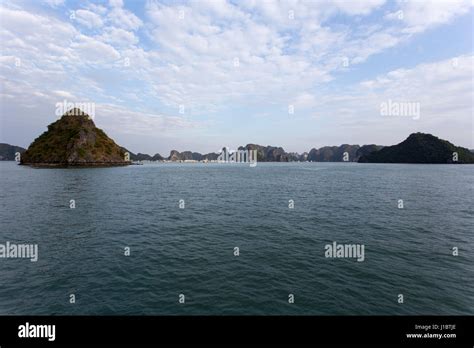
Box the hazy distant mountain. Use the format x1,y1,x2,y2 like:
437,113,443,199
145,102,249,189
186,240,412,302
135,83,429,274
21,109,130,167
238,144,291,162
307,145,361,162
203,153,219,161
170,151,218,161
0,143,26,161
359,133,474,164
119,149,163,161
167,150,202,161
117,143,381,163
120,149,152,161
151,153,164,161
287,152,301,162
133,153,153,161
299,152,309,161
120,149,213,162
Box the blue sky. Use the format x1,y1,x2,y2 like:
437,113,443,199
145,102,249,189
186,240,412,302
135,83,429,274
0,0,473,155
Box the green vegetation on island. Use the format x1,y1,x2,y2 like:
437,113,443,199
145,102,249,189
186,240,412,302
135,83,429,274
358,133,474,164
20,109,130,167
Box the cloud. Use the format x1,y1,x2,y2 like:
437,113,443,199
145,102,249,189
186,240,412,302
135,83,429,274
85,3,108,15
0,6,76,41
71,35,121,62
53,90,76,99
96,103,199,136
0,75,200,150
333,0,385,15
109,0,124,8
1,0,472,151
359,55,473,118
43,0,65,8
98,27,139,46
75,9,104,29
3,1,470,117
292,93,317,109
309,55,474,147
387,0,473,34
108,7,142,30
141,1,406,111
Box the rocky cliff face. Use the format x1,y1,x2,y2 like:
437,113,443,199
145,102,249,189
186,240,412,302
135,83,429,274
358,133,474,164
21,109,130,167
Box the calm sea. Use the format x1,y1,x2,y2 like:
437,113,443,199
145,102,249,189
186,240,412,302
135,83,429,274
0,161,472,315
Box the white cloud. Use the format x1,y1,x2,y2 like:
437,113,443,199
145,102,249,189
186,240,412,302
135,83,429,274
0,75,200,152
109,0,124,8
333,0,385,15
53,90,76,99
141,1,410,111
1,1,472,151
388,0,473,34
96,103,198,136
0,6,76,41
71,35,121,62
99,27,138,46
108,7,142,30
311,55,474,147
75,9,104,29
42,0,65,8
86,3,108,15
293,93,317,109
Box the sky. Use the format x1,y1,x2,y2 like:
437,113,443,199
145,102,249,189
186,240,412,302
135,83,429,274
0,0,473,155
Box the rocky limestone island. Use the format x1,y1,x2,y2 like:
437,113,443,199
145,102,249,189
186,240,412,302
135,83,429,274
20,108,130,167
358,133,474,164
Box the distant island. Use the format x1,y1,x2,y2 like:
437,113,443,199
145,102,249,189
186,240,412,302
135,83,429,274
119,143,386,163
18,109,130,167
0,143,26,161
122,135,473,164
358,133,474,164
1,110,473,165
